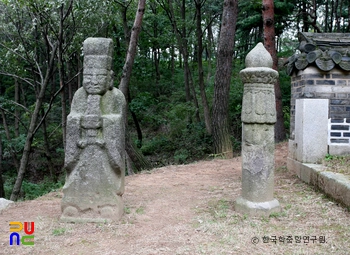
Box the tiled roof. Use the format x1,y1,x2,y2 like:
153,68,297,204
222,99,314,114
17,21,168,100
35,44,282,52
286,32,350,75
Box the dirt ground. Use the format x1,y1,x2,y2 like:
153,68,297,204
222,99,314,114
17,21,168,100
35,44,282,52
0,142,350,255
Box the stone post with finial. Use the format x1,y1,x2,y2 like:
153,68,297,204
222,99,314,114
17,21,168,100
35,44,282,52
235,43,281,216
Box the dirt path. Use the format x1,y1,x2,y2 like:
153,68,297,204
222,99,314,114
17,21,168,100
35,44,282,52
0,143,349,255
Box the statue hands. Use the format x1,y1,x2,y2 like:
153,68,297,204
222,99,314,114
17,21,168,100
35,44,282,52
81,115,102,129
77,138,106,149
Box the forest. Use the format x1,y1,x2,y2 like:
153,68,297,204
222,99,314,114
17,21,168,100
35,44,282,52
0,0,349,201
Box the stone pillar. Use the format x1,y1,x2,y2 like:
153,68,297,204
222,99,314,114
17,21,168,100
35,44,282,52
61,38,126,223
235,43,281,216
294,99,329,163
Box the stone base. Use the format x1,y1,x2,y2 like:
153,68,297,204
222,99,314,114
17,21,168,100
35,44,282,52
60,216,118,223
60,207,124,223
60,198,124,223
235,196,281,217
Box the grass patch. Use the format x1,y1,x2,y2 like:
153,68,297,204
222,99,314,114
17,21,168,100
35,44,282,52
207,199,230,219
322,154,350,176
124,207,131,214
52,228,66,236
4,174,65,200
136,206,145,215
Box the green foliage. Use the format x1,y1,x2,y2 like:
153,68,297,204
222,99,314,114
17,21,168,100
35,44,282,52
166,102,196,138
323,154,350,176
283,106,290,134
129,92,166,130
52,228,66,236
174,149,189,164
140,122,212,164
279,65,292,135
3,175,15,199
21,178,64,200
2,134,26,158
124,207,131,214
3,173,64,200
141,136,173,156
324,154,335,161
207,199,230,219
135,206,145,215
228,62,245,148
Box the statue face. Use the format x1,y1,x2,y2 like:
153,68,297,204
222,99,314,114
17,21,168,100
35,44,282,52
83,69,110,95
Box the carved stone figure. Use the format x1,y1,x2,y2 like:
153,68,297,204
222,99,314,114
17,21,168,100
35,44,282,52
61,38,126,222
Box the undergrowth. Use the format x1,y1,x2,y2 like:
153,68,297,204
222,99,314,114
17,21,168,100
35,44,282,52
4,174,65,201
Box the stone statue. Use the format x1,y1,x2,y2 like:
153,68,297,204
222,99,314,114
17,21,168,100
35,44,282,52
61,38,126,222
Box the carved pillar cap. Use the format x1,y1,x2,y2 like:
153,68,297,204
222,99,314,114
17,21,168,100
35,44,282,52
240,67,278,84
240,43,278,84
245,42,273,68
240,43,278,124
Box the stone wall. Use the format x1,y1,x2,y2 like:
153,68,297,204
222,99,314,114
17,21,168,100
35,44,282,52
290,66,350,139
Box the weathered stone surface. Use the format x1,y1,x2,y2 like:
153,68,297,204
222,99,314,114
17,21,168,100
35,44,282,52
245,42,273,68
235,197,280,217
241,83,276,123
240,43,278,124
61,38,126,222
235,43,280,216
240,68,278,84
294,99,328,163
241,124,275,202
0,198,13,211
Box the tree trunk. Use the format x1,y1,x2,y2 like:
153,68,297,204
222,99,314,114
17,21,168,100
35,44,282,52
153,47,161,84
188,67,201,123
67,62,73,106
170,45,175,80
181,1,192,103
119,0,145,104
262,0,286,142
206,16,213,87
59,61,67,149
119,0,152,173
0,137,5,198
125,133,151,171
77,54,82,89
128,90,143,148
58,3,69,150
14,78,19,137
334,0,341,32
167,0,192,103
42,110,56,181
1,109,20,172
302,0,309,32
195,0,212,134
10,44,58,201
212,0,238,159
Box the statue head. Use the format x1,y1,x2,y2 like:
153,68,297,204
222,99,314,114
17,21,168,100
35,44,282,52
83,38,114,95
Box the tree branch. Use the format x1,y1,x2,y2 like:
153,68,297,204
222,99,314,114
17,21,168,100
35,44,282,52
33,69,82,136
0,107,28,132
0,71,35,89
